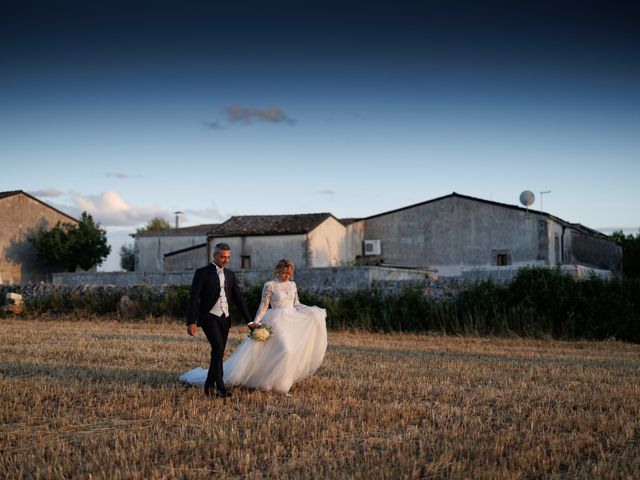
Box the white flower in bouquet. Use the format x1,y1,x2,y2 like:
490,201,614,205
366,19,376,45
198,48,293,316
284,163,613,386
248,324,272,342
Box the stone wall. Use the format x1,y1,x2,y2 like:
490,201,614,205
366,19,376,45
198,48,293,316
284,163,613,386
52,266,433,291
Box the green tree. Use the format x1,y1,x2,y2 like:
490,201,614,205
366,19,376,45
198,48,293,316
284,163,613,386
136,216,172,234
119,243,135,271
610,230,640,278
29,212,111,272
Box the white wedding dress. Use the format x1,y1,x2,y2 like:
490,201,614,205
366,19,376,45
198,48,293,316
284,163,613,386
179,280,327,393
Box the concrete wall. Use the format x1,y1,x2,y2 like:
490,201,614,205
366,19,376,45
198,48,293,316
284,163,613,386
461,264,614,282
52,271,196,287
566,229,622,275
345,221,365,262
307,216,350,267
208,234,308,271
163,244,207,271
0,193,79,284
546,219,563,267
364,196,548,276
135,234,207,273
52,266,432,290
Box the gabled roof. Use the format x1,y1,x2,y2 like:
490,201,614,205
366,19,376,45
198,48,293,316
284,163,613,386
0,190,79,223
134,223,219,237
365,192,611,240
210,213,336,237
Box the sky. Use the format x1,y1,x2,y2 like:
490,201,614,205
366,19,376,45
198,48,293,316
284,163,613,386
1,0,639,271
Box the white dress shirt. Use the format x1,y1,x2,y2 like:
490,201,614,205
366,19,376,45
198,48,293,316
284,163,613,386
209,264,230,317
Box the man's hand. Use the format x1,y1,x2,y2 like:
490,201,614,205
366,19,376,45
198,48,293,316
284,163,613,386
187,324,197,336
247,322,259,330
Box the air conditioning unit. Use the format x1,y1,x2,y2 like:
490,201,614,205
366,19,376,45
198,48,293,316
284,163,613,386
363,239,381,256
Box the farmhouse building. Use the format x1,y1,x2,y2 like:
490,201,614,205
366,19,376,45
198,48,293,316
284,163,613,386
133,224,218,273
0,190,80,284
133,192,621,278
363,193,622,276
207,213,364,271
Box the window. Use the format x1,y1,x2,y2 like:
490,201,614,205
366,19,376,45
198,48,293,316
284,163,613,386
241,255,251,269
492,249,511,266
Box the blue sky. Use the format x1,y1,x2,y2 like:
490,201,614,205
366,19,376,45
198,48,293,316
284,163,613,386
1,1,639,270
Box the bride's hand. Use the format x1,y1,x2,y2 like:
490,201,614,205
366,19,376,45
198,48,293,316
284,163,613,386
247,322,259,329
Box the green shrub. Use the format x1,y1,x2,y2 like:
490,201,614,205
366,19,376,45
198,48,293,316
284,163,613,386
16,268,640,342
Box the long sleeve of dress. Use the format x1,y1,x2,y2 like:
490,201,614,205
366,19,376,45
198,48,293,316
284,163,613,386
253,282,273,324
292,282,303,309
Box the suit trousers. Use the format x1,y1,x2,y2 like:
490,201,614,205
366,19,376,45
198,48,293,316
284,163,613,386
201,313,231,391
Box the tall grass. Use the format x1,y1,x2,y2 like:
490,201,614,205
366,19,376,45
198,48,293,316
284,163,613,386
303,267,640,342
9,267,640,342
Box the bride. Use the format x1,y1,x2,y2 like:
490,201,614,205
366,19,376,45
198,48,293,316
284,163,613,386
179,259,327,394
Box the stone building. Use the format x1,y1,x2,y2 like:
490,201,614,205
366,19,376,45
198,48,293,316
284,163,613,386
363,193,622,277
133,192,621,278
133,224,218,273
207,213,364,271
0,190,79,284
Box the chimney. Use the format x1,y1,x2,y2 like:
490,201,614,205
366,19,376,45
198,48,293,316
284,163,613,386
174,211,183,229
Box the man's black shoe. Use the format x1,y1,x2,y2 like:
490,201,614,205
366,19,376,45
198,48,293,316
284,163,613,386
216,389,232,398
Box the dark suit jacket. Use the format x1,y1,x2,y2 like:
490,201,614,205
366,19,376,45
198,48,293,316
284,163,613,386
186,263,252,326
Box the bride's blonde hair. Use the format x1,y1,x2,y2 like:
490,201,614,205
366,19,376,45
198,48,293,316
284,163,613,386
273,259,295,277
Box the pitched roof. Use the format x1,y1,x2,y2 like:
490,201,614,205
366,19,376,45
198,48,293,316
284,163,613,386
134,223,220,237
210,213,335,237
0,190,79,223
365,192,611,240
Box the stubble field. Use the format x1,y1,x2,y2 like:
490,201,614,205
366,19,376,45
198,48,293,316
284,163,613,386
1,317,639,479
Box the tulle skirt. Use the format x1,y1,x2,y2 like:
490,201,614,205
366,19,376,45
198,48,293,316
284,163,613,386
179,305,327,393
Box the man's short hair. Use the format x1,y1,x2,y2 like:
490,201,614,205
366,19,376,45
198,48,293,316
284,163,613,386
214,243,231,254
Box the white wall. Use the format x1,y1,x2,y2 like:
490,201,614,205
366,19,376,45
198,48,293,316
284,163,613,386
307,217,350,267
345,221,365,262
208,234,307,271
135,234,207,273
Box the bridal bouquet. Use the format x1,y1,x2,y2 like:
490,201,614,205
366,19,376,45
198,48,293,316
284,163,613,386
248,324,272,342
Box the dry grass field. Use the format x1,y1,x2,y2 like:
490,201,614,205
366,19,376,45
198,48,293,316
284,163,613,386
1,317,640,479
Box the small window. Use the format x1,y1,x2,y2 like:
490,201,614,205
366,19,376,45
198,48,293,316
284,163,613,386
496,254,509,266
241,255,251,269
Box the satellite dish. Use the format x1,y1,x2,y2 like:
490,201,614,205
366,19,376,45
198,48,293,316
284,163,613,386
519,190,535,208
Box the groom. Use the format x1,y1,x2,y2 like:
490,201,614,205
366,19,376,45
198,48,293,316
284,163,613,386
187,242,253,398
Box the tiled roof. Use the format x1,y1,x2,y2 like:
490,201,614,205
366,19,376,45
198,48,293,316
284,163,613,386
210,213,334,237
135,223,220,237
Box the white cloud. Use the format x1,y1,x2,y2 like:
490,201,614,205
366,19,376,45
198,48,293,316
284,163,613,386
69,191,170,227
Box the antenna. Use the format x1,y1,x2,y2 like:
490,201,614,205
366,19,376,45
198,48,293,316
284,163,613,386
519,190,535,212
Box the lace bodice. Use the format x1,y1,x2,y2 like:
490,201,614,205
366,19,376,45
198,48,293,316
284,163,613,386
254,280,301,323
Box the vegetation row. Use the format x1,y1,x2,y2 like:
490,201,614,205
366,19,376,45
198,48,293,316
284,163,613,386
2,267,639,342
